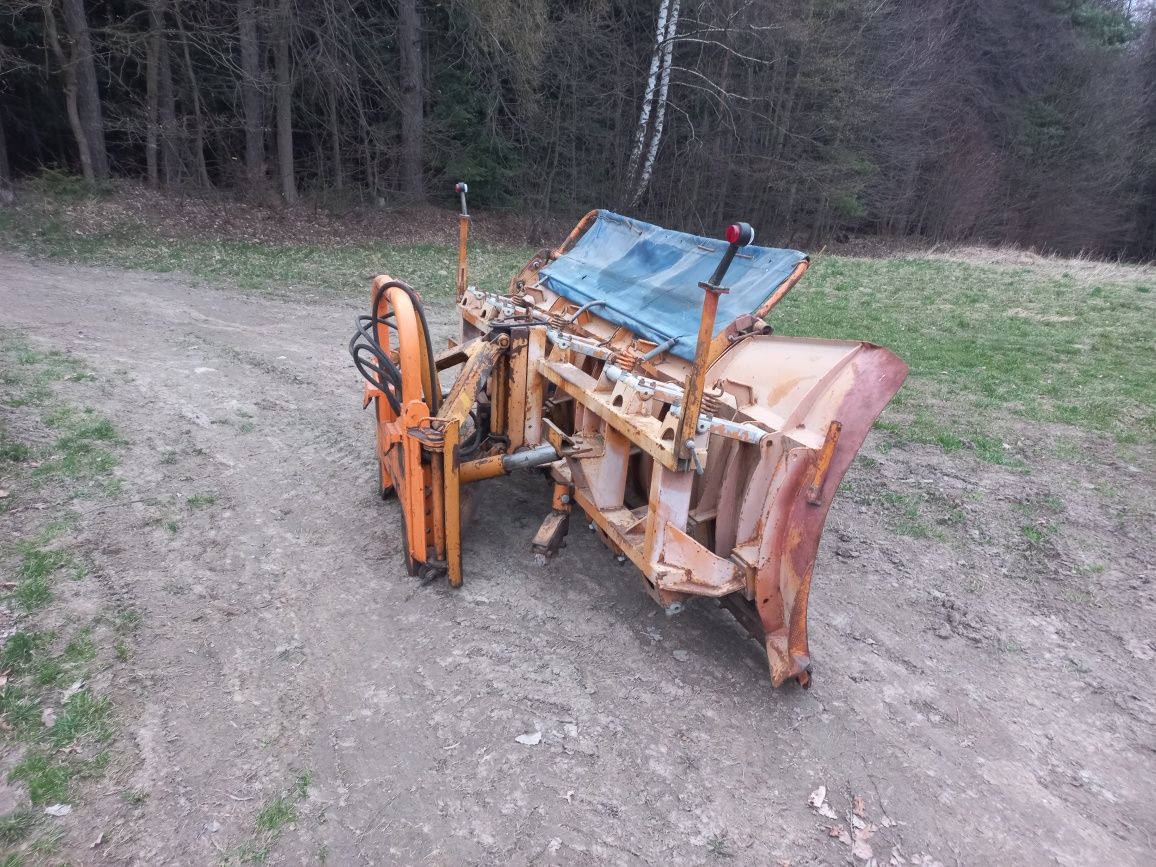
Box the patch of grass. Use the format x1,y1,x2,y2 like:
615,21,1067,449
162,520,179,534
27,824,64,856
186,493,217,509
8,542,76,613
776,256,1156,449
0,335,126,823
879,491,937,539
238,420,255,434
0,683,41,734
0,432,31,463
1021,522,1056,545
0,631,52,675
49,689,111,747
62,631,97,664
109,607,143,634
997,638,1025,655
30,406,120,486
0,810,40,845
705,833,733,858
7,752,71,806
255,796,297,834
227,772,313,865
0,203,531,298
25,168,112,201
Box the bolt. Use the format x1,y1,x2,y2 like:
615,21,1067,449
588,522,595,531
560,494,571,504
665,602,684,617
616,554,626,563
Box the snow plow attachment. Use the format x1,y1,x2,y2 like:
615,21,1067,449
350,196,907,687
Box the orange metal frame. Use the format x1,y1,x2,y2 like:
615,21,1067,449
361,209,908,687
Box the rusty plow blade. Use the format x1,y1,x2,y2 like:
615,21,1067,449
350,199,908,687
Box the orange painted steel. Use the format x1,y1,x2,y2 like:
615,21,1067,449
356,206,907,687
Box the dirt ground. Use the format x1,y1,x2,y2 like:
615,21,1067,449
1,252,1153,866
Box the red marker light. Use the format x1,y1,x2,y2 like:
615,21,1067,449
455,182,468,194
726,224,741,244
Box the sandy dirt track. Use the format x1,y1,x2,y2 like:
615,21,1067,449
1,253,1153,866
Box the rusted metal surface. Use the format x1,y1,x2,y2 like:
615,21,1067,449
355,205,907,687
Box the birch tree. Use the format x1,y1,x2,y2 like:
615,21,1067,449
625,0,680,207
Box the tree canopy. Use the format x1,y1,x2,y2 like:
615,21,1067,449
0,0,1152,257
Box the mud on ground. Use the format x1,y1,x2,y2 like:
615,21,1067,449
0,254,1153,866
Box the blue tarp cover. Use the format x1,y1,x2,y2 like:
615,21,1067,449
540,211,807,361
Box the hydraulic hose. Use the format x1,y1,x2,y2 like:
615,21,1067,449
348,279,441,416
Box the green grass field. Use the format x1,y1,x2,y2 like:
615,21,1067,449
2,197,1153,464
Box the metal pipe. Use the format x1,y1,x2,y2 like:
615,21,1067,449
566,299,609,322
458,444,560,485
500,443,560,472
640,335,683,362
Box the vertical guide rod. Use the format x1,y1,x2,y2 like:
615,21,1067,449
455,182,470,299
675,222,754,467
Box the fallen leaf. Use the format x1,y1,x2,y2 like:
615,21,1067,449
41,706,57,727
91,831,104,848
44,804,72,817
828,825,853,845
852,794,866,817
817,802,839,820
852,828,874,861
881,815,898,828
515,731,542,746
0,669,9,687
851,814,866,829
62,680,86,702
807,786,827,808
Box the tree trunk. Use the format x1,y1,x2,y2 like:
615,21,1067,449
159,27,179,186
0,116,12,203
397,0,424,200
629,0,680,207
625,0,672,196
239,0,265,190
60,0,108,178
145,0,161,187
328,79,343,193
274,0,296,204
175,0,212,188
42,0,93,182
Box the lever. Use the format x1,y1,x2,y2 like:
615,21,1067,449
454,182,470,298
677,221,756,470
706,222,754,289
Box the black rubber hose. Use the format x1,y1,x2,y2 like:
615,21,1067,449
348,280,440,416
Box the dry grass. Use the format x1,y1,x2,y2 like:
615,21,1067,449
923,244,1156,286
